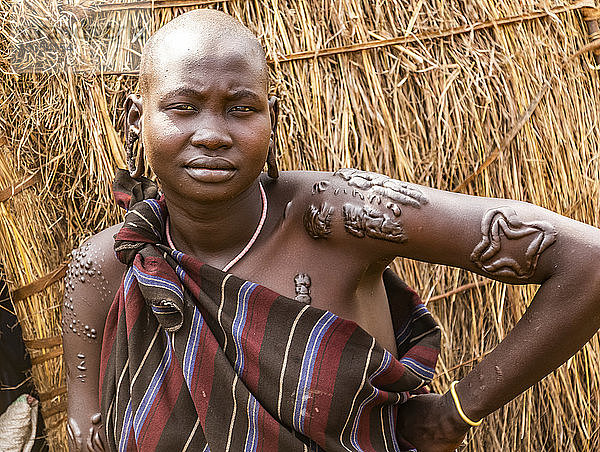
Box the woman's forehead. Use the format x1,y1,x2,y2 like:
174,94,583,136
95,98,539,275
145,50,268,100
140,26,268,97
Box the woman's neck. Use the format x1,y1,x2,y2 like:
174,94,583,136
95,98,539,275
164,180,265,267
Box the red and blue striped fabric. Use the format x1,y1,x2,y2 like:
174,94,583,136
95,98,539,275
100,170,441,451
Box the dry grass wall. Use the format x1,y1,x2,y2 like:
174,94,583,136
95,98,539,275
1,0,599,450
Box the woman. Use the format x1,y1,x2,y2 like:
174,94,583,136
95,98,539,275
64,9,600,452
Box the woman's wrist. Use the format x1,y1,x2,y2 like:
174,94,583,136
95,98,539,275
443,379,490,430
440,389,473,438
449,381,483,426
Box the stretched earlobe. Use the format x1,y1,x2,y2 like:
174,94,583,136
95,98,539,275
124,94,144,179
267,136,279,179
267,96,280,179
268,96,279,131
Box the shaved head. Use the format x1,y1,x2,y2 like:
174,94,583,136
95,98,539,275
130,8,278,205
139,9,268,96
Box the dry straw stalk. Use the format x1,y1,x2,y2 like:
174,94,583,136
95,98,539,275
1,0,599,450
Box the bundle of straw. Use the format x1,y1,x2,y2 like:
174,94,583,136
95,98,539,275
1,0,599,449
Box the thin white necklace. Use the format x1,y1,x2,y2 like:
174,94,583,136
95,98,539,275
165,182,268,272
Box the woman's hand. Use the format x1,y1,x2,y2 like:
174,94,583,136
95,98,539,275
67,413,106,452
396,392,471,452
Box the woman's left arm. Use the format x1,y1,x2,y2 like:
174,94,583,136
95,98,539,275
396,237,600,451
389,187,600,451
305,169,600,451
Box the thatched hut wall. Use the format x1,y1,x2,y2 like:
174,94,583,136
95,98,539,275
1,0,599,450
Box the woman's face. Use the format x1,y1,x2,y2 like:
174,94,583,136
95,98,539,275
139,41,273,206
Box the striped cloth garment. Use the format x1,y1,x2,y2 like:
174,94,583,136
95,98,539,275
100,170,441,451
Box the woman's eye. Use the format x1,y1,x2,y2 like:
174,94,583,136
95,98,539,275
170,104,196,111
231,106,254,113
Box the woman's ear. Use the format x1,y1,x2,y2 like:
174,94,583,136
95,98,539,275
268,96,279,136
124,94,144,178
124,94,143,136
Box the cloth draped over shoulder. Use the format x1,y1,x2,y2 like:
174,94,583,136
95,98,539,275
100,169,441,452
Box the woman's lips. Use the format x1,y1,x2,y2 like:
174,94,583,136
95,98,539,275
184,157,236,183
184,167,236,183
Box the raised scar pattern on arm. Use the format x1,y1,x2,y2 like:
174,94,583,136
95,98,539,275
303,202,334,239
369,194,382,205
68,412,106,452
386,202,401,217
77,352,87,383
63,244,104,343
312,180,331,194
334,168,428,207
342,203,407,243
470,207,557,279
88,413,106,452
64,242,109,452
351,189,365,200
308,170,427,243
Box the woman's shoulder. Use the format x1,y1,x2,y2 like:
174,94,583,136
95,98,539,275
274,169,334,185
273,168,404,192
263,170,334,199
65,223,127,315
72,223,127,278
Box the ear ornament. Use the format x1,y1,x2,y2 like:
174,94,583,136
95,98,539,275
126,126,144,179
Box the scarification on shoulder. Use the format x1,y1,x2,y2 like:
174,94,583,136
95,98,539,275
304,169,428,243
303,202,334,239
63,242,107,344
342,203,406,243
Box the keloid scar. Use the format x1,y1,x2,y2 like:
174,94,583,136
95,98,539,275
342,204,406,243
312,180,331,194
306,169,428,243
471,207,557,279
334,168,429,210
63,243,103,343
294,273,312,304
77,353,86,383
337,169,427,243
303,203,334,239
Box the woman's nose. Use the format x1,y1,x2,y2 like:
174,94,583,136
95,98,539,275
189,115,233,150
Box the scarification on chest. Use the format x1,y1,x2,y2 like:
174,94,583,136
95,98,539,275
294,273,312,304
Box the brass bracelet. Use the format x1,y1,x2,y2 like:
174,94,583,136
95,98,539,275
449,381,483,427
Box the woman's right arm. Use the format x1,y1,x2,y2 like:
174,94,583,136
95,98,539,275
63,225,126,452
